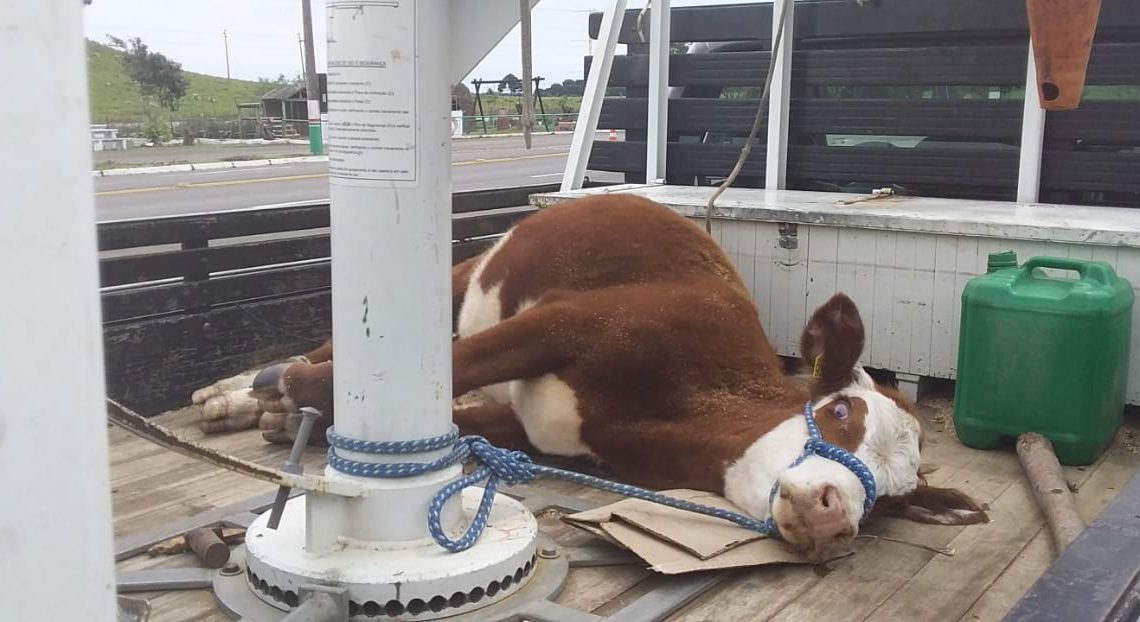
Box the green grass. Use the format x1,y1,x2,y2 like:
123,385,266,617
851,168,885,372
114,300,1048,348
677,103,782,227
87,40,269,124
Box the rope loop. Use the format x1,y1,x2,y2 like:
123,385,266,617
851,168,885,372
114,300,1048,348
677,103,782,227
426,436,540,552
325,401,880,553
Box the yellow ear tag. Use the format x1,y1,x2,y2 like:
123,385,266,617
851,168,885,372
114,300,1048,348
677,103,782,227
812,353,824,378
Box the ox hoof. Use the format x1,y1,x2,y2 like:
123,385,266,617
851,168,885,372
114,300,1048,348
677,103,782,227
250,363,290,397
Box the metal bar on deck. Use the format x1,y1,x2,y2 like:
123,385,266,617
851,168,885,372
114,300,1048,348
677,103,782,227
562,0,628,192
113,491,295,561
116,568,215,593
765,0,794,190
603,571,734,621
646,0,671,183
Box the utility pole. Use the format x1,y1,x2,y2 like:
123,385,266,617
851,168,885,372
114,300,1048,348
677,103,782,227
297,32,306,79
301,0,322,154
223,29,231,79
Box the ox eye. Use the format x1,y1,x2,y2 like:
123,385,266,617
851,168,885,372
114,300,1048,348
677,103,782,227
831,401,850,421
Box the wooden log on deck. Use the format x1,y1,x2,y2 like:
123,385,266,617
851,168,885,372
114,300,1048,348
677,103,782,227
186,527,231,568
1016,432,1086,555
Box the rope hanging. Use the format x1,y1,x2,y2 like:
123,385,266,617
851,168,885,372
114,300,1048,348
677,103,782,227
325,401,879,553
703,0,791,234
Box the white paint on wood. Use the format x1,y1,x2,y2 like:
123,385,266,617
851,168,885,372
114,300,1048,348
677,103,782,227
561,0,627,191
646,0,671,183
765,0,794,190
536,184,1140,248
930,236,960,374
0,3,117,618
1017,40,1047,204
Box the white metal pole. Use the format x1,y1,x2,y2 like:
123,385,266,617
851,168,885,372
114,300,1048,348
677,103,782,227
1017,39,1046,204
765,0,794,190
561,0,628,192
646,0,671,183
322,0,462,542
0,3,117,620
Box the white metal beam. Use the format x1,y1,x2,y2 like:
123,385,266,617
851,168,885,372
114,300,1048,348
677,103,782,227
765,0,795,190
1017,40,1047,204
450,0,542,85
562,0,628,192
0,2,117,619
646,0,672,183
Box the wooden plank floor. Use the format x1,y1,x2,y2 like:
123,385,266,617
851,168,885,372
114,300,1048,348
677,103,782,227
110,386,1140,622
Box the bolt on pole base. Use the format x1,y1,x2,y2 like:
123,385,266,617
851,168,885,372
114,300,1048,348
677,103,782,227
219,488,541,621
214,503,565,622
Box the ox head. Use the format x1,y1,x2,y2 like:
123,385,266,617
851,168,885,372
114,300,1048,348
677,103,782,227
768,293,987,563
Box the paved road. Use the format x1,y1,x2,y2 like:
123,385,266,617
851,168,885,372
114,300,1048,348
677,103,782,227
95,134,623,221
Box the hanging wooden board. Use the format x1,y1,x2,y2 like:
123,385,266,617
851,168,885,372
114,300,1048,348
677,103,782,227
1026,0,1103,110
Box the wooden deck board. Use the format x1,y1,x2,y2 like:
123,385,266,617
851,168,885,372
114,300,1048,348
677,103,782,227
109,392,1140,622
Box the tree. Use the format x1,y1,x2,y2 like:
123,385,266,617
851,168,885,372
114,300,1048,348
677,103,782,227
110,37,189,126
452,82,475,115
498,73,522,94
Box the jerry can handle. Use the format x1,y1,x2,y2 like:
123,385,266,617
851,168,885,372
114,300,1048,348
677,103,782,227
1019,256,1115,286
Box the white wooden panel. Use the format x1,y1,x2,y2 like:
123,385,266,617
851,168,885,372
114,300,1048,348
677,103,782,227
869,231,897,369
753,223,780,340
679,216,1140,405
784,226,811,356
849,229,879,360
768,233,795,356
909,233,936,377
734,223,759,301
719,218,741,284
949,238,976,377
930,236,960,375
805,225,839,324
889,234,917,372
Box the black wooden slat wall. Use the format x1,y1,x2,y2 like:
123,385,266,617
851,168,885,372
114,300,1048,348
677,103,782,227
583,0,1140,205
588,0,1140,45
99,183,593,415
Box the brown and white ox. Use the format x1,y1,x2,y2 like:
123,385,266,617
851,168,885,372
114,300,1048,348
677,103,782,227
249,193,987,563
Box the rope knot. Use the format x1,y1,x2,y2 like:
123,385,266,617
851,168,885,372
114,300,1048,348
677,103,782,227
463,436,538,486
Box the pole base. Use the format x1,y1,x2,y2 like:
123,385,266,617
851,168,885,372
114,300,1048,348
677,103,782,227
224,488,541,620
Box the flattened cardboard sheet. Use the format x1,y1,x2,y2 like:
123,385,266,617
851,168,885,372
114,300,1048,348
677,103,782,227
564,489,809,574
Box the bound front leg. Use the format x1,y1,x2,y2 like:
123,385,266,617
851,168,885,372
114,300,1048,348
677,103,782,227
453,299,588,396
454,403,540,454
251,359,334,445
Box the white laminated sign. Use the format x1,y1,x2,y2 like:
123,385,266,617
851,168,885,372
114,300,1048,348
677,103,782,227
326,0,417,185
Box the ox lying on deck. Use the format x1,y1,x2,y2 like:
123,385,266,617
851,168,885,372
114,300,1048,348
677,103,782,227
215,193,987,563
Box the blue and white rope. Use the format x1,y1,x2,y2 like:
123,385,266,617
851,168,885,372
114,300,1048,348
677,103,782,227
325,401,879,553
765,402,878,521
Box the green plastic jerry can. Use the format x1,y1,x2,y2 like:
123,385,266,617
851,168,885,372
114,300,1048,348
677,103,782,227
953,252,1134,465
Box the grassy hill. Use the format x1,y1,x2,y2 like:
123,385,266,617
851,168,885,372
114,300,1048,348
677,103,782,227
87,40,271,124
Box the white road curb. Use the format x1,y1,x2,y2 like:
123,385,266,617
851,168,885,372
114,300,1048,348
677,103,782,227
92,155,330,177
88,132,596,177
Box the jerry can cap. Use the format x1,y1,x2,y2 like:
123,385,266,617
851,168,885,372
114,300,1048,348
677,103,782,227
987,250,1019,272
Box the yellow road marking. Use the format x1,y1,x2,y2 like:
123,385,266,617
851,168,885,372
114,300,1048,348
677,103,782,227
95,151,568,197
453,152,566,166
95,173,327,196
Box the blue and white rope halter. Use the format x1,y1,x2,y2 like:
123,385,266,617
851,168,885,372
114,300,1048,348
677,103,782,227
325,401,879,553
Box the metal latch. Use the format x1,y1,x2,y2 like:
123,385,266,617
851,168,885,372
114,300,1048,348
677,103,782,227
778,223,798,249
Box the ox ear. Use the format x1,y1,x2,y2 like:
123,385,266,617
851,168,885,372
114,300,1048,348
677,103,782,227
800,293,865,393
881,484,990,526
